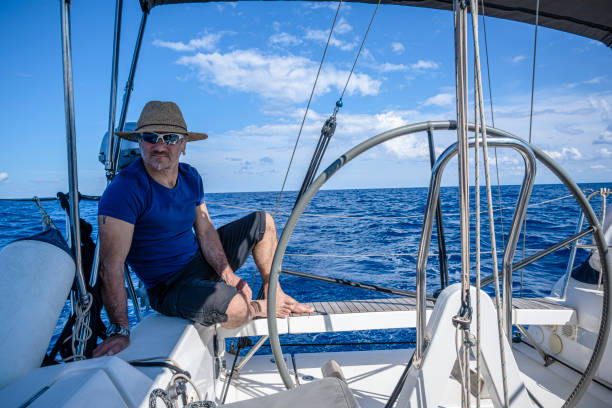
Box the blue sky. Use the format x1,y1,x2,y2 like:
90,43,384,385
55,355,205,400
0,1,610,198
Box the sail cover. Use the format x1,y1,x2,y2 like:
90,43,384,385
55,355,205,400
139,0,612,47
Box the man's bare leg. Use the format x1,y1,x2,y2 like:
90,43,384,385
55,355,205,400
252,212,314,315
221,294,269,329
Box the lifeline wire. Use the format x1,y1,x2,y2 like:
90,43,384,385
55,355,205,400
206,192,575,221
272,0,343,219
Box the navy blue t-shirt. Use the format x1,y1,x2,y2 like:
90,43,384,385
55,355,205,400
98,159,205,288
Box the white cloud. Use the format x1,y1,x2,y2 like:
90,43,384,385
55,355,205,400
422,92,454,107
512,55,526,63
0,172,7,183
411,60,439,70
301,2,351,12
177,50,381,102
379,63,409,72
153,33,222,52
590,164,605,169
599,147,612,157
391,42,405,54
542,147,583,161
222,108,428,159
566,76,606,89
335,17,353,35
304,28,357,51
269,32,302,46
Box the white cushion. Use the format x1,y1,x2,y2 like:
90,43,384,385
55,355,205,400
221,377,360,408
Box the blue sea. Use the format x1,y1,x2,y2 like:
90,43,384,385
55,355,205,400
1,183,610,356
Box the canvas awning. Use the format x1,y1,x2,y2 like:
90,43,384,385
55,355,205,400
139,0,612,47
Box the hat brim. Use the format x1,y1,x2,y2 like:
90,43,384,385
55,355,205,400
114,131,208,143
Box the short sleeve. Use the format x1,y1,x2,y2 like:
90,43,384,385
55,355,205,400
98,174,145,225
196,171,205,206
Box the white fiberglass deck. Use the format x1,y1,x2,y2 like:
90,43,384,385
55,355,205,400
218,345,610,407
218,296,576,338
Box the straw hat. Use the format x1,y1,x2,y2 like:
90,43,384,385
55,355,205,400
115,101,208,142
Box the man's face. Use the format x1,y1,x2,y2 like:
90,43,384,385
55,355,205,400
139,135,185,172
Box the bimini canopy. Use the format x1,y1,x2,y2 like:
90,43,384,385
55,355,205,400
139,0,612,47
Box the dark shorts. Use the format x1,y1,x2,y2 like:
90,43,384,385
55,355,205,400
147,211,267,326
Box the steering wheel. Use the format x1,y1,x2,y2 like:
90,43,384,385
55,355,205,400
266,120,610,408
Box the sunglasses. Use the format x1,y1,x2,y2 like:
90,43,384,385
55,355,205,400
139,132,185,145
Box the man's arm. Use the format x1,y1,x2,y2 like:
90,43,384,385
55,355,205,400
194,203,252,302
92,215,134,357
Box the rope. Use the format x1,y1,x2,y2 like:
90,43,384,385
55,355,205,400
149,389,173,408
473,56,482,408
469,1,509,405
271,0,343,218
33,196,57,231
168,372,202,402
455,324,468,406
59,293,93,362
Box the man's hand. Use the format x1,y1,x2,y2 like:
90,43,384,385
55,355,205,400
92,335,130,358
235,278,253,304
223,271,253,303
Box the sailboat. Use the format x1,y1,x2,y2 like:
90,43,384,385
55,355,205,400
0,0,611,407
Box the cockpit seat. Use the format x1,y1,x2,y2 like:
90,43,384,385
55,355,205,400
221,377,360,408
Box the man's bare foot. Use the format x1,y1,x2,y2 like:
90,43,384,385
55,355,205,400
288,295,315,315
264,284,315,317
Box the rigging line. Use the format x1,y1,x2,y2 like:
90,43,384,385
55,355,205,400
470,0,509,404
480,0,505,250
528,0,540,144
271,0,343,219
522,0,540,298
473,55,482,408
339,0,381,102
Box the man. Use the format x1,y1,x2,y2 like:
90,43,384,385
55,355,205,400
92,101,313,358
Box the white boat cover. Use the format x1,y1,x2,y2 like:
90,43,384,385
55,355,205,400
139,0,612,46
221,377,361,408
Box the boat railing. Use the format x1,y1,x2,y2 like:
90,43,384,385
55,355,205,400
414,135,536,357
561,188,611,298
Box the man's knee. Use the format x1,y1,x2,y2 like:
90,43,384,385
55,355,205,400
263,211,276,234
221,293,250,328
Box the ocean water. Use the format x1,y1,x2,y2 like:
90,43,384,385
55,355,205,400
1,182,610,356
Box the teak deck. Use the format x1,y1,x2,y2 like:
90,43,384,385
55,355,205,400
218,296,576,339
